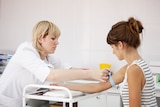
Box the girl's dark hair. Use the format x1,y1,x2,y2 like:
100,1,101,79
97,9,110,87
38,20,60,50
106,17,144,48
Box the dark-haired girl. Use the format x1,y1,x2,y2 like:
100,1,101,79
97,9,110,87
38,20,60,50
60,17,158,107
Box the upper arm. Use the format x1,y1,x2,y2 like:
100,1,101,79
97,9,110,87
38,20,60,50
127,64,145,107
112,65,127,84
15,47,50,82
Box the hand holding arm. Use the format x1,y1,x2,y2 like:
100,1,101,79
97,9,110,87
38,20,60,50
57,65,127,93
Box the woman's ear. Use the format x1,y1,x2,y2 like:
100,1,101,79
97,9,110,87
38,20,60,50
118,41,124,49
37,35,43,43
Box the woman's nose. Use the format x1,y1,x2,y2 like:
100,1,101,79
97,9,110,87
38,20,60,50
55,39,59,45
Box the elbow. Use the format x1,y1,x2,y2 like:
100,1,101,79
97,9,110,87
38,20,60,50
46,72,60,82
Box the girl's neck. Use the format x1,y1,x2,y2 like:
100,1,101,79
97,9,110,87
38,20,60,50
125,49,141,65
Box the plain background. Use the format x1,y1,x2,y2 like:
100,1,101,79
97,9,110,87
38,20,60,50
0,0,160,72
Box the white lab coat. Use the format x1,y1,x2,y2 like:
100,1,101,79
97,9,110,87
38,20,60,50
0,42,71,107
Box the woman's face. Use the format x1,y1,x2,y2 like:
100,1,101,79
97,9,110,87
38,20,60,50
111,42,124,60
39,34,59,54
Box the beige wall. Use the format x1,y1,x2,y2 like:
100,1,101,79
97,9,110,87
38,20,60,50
0,0,160,71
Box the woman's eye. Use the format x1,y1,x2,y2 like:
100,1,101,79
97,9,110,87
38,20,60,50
51,37,56,40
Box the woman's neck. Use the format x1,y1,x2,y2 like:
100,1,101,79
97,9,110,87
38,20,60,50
39,52,47,60
125,49,141,65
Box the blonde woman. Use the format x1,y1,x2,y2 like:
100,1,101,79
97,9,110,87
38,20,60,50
0,21,108,107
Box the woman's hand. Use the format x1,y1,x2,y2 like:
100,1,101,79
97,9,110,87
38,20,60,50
90,69,109,82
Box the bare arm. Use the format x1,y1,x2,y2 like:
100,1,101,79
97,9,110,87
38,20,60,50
128,65,144,107
46,68,108,82
59,65,127,93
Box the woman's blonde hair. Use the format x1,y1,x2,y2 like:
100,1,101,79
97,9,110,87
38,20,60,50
32,20,61,53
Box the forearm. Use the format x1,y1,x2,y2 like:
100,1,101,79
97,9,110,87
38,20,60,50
58,71,124,93
61,82,112,94
46,68,97,82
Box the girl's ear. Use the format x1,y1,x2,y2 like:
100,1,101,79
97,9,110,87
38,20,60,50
118,41,124,49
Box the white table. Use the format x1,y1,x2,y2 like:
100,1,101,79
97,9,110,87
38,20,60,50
23,84,108,107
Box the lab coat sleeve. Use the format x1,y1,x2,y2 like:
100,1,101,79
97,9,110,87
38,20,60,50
13,43,50,83
47,54,72,69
